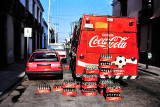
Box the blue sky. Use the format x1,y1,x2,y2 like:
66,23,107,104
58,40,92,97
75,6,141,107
40,0,113,43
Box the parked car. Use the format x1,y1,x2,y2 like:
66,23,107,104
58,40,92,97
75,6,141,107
48,43,67,62
25,49,63,79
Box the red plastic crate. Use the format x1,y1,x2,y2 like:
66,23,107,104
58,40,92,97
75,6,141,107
82,91,97,96
82,83,97,89
63,90,77,95
76,84,81,88
53,86,63,92
106,88,121,93
98,83,106,88
98,88,104,95
105,96,121,101
85,69,99,74
113,72,125,75
99,72,112,76
63,83,77,88
100,58,112,62
99,65,112,69
65,66,70,69
37,89,51,93
112,69,124,75
82,76,98,82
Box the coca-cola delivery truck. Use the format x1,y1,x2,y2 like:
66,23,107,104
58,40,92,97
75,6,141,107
70,14,139,79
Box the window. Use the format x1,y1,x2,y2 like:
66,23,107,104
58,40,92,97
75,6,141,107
120,0,127,16
25,0,29,10
40,12,42,24
37,7,39,21
32,0,35,17
142,0,153,10
29,53,59,62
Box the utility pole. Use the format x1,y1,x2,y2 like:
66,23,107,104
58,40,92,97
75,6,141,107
47,0,50,48
54,23,59,43
70,22,72,39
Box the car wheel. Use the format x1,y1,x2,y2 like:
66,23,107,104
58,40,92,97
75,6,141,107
58,74,63,79
28,76,33,80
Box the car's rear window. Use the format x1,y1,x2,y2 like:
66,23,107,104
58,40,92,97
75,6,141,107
29,53,59,62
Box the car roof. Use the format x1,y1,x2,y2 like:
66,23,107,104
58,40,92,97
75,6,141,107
33,49,58,54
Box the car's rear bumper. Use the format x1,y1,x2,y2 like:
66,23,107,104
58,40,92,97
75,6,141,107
26,71,62,75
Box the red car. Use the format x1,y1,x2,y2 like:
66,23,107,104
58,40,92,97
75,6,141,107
25,49,63,79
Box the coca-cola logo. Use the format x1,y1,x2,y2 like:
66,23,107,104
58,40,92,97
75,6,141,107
89,35,129,48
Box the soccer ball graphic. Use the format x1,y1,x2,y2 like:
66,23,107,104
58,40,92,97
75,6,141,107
115,56,126,68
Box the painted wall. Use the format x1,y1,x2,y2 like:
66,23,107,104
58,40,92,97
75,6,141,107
20,0,25,7
153,0,160,18
127,0,142,22
112,1,121,16
29,0,33,14
42,21,48,49
7,14,14,64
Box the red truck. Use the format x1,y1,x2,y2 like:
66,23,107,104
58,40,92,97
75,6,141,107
70,14,139,79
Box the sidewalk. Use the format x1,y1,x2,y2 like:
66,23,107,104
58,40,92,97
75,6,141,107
0,60,26,101
138,63,160,76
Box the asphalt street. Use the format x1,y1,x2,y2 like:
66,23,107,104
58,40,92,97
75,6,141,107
0,49,160,107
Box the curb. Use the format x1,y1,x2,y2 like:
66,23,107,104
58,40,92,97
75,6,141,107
0,72,26,102
138,68,159,76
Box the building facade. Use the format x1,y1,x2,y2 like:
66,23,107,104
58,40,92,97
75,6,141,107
42,19,48,49
112,0,160,67
0,0,44,66
42,19,55,49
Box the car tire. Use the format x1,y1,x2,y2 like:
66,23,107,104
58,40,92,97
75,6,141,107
58,74,63,79
28,76,33,80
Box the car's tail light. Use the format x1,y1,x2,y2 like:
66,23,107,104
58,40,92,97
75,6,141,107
79,54,84,59
86,18,90,23
26,64,29,70
131,57,136,61
85,18,93,29
129,21,134,26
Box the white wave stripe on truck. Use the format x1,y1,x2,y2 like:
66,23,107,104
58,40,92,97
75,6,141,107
77,60,99,67
78,59,137,68
112,59,137,64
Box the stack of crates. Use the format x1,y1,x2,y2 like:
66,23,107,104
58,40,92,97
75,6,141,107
104,82,121,101
98,79,113,95
37,83,51,93
98,79,121,101
62,79,77,95
81,65,99,96
99,54,112,75
53,83,63,92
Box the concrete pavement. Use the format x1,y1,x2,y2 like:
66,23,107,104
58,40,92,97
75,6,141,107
0,60,26,101
138,63,160,76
